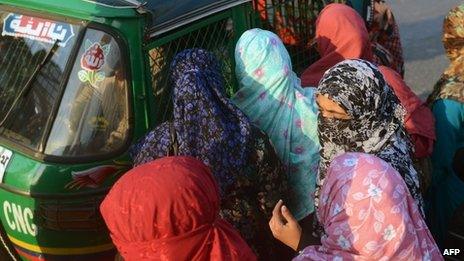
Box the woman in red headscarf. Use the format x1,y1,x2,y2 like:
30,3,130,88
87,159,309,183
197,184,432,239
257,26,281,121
300,3,435,163
100,156,256,261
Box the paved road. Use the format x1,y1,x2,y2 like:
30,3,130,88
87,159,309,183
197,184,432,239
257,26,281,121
389,0,462,99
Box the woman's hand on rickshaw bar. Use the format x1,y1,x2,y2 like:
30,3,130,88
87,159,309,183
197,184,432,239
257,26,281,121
269,199,302,251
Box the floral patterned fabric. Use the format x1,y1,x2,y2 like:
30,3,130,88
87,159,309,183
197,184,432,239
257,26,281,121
220,126,288,258
316,59,424,216
232,28,320,221
130,49,288,259
295,152,442,261
131,49,252,191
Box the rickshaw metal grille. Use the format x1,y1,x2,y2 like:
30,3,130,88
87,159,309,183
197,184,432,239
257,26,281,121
147,14,236,125
253,0,344,75
36,196,107,231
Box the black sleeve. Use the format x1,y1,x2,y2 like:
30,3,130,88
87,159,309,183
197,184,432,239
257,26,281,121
297,228,314,252
296,213,321,252
453,147,464,181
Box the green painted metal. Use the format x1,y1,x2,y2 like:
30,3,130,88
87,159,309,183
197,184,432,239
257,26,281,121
0,144,131,260
0,0,136,20
143,0,250,29
145,12,232,49
144,6,253,126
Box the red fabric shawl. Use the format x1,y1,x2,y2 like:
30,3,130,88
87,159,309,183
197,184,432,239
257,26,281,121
300,4,373,87
100,156,256,261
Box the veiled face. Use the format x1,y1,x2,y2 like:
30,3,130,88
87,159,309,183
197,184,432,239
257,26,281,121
316,94,351,120
443,5,464,61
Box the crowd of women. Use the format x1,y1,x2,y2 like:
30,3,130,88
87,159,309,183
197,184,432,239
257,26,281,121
99,1,464,260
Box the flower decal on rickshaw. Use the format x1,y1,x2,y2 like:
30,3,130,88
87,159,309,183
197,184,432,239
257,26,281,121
65,160,130,190
81,43,105,70
78,40,111,87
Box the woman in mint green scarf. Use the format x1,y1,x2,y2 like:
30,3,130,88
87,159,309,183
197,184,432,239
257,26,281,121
232,28,319,221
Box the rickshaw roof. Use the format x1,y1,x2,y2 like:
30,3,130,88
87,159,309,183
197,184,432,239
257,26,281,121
0,0,137,18
0,0,250,35
142,0,250,35
90,0,251,36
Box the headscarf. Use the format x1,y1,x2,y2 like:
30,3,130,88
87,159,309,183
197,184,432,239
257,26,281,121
295,153,442,261
300,3,373,87
346,0,405,76
316,59,424,215
427,4,464,104
100,156,256,261
231,28,320,220
131,49,252,192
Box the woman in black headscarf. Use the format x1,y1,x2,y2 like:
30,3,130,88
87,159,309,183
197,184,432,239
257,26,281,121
315,59,423,215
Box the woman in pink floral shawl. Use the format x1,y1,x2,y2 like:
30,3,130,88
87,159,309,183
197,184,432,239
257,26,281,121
270,152,442,260
295,152,441,260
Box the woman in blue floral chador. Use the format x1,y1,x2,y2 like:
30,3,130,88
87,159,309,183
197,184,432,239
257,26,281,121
130,49,288,259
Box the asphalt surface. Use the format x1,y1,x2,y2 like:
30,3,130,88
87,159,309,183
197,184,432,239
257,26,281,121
389,0,462,99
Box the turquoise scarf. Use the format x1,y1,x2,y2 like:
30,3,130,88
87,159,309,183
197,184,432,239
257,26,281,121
232,29,320,220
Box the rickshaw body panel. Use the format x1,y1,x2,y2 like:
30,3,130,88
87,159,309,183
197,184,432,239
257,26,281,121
0,143,131,260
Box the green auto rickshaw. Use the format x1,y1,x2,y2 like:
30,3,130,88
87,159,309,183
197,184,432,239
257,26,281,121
0,0,327,260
